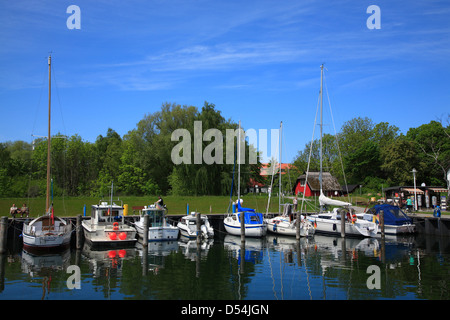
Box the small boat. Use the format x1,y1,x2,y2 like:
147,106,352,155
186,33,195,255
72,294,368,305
177,212,214,239
302,65,377,238
22,55,72,252
224,200,267,237
266,205,315,237
134,204,179,241
82,187,137,246
357,204,415,234
22,210,72,251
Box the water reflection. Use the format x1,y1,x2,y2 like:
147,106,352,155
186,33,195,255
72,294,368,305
0,232,448,300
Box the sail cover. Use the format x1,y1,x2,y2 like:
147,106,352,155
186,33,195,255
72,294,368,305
319,192,351,207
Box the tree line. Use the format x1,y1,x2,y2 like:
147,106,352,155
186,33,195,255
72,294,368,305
0,102,263,198
1,102,449,198
291,116,450,194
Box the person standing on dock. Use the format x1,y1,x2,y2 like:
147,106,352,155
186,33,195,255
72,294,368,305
156,195,164,208
406,198,413,212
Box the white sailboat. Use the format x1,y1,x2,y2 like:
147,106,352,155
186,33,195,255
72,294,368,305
265,122,315,237
223,121,267,238
306,65,378,238
22,55,72,251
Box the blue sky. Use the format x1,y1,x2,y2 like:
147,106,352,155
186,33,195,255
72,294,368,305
1,0,449,163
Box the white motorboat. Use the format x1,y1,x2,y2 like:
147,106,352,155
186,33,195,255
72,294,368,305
177,212,214,239
357,204,416,235
134,204,179,241
82,192,137,246
22,55,72,252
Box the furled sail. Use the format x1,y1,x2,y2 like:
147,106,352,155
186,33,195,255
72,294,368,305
319,191,351,207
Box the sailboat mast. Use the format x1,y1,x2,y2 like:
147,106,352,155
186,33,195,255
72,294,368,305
279,121,282,213
46,55,52,212
237,120,241,203
319,64,324,211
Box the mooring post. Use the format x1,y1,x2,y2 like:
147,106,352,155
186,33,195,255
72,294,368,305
143,214,149,246
379,209,385,263
196,212,201,244
296,213,300,240
340,210,345,238
379,209,385,239
76,214,83,250
0,217,8,254
240,211,245,243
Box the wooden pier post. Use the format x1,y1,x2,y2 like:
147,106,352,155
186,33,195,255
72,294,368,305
0,217,8,254
76,214,83,250
196,212,201,244
240,211,245,243
340,210,345,238
379,209,385,262
142,214,149,246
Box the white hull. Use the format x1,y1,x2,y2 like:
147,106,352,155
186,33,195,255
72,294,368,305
135,221,179,241
223,217,267,237
310,216,378,237
22,216,72,250
177,213,214,239
266,216,314,237
22,232,71,249
82,221,137,246
383,224,415,234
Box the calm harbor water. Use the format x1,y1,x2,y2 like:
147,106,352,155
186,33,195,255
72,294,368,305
0,232,449,301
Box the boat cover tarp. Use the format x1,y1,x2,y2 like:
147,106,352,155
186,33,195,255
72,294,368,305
237,201,255,213
366,204,412,226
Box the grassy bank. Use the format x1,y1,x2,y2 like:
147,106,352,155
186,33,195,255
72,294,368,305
0,194,286,218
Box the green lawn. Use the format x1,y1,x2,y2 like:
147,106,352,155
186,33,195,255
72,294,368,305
1,194,286,218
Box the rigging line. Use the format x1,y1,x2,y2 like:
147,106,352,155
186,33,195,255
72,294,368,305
300,92,321,214
323,74,351,204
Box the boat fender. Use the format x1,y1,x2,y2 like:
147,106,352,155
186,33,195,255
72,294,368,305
333,224,336,231
201,224,208,238
273,223,277,232
113,222,119,231
119,232,127,240
109,232,117,240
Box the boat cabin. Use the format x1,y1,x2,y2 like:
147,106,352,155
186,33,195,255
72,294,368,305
90,201,124,225
142,206,166,227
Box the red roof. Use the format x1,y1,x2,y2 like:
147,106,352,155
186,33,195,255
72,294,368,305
260,163,294,176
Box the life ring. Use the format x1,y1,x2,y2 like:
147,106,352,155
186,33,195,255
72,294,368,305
113,222,119,231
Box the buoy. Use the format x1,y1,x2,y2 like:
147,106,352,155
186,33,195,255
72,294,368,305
119,232,127,240
113,222,119,231
108,250,117,258
109,232,117,240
